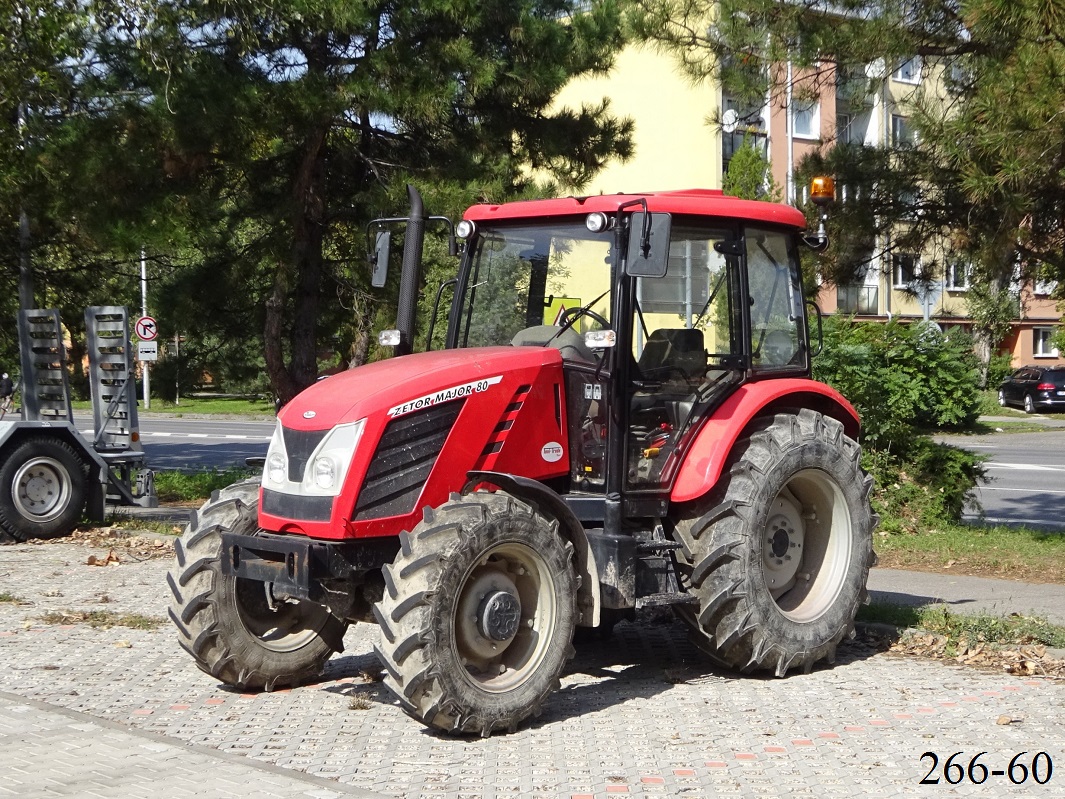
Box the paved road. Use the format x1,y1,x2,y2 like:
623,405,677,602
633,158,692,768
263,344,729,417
1,541,1063,798
942,420,1065,530
75,413,274,471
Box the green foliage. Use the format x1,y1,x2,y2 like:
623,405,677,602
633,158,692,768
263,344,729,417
1,0,634,403
862,440,985,533
814,316,981,449
858,604,1065,650
154,468,258,503
814,316,985,527
985,351,1015,389
722,137,782,201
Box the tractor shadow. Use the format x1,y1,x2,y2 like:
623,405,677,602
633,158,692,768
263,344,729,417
313,611,892,734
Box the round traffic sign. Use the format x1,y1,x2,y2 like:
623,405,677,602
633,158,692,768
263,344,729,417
135,315,158,341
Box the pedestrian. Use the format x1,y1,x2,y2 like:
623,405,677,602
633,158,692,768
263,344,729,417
0,371,12,414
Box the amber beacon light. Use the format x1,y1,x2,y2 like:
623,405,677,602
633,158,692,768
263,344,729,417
810,176,835,207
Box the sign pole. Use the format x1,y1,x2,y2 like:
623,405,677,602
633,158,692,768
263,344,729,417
141,249,150,410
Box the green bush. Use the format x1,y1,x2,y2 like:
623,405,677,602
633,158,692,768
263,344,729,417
862,440,986,532
814,317,981,450
814,316,985,528
985,351,1014,388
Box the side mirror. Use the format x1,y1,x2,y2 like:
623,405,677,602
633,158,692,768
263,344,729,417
625,212,672,278
371,230,390,288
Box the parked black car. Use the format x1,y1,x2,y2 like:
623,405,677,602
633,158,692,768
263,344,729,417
998,365,1065,413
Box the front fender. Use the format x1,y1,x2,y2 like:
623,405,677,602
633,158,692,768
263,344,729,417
670,378,860,504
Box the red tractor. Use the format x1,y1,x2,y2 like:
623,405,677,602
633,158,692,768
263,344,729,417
168,183,876,736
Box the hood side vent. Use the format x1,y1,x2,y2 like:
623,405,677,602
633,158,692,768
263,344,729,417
354,398,465,520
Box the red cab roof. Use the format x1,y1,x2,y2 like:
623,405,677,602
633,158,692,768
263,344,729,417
464,189,807,229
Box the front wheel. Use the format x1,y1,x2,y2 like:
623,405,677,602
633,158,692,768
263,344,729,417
671,410,877,676
167,478,342,690
0,438,88,543
997,389,1007,407
374,491,578,736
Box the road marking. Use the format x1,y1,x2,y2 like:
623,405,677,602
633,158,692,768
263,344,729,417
976,486,1065,495
985,463,1065,472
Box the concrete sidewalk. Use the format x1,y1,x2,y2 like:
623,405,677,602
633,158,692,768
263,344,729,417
868,567,1065,625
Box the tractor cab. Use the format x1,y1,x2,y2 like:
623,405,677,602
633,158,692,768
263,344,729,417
445,191,813,502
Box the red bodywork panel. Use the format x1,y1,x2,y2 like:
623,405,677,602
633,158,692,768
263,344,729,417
464,189,807,229
260,347,569,540
670,378,860,504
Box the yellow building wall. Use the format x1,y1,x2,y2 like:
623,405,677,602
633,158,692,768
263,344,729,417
552,44,721,195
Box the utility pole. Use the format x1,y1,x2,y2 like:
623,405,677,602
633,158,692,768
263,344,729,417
17,103,33,311
141,249,150,410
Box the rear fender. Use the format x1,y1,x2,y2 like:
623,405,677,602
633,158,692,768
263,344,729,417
464,470,601,627
671,379,860,504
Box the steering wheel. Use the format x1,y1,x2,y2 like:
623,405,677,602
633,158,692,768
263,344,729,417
555,305,610,337
758,330,795,365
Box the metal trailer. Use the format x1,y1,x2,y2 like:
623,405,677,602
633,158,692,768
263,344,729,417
0,306,156,543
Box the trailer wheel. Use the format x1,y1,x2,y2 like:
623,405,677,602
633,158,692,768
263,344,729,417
671,409,876,676
167,478,341,690
0,438,88,542
374,491,577,736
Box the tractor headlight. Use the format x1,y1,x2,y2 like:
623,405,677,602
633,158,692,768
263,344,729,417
262,418,366,498
302,419,366,496
266,452,287,485
313,456,337,490
264,421,288,487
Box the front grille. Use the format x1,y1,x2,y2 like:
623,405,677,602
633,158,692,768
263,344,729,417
354,399,465,520
282,428,329,482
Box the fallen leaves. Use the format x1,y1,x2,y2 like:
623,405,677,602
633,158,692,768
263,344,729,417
887,631,1065,679
35,527,175,561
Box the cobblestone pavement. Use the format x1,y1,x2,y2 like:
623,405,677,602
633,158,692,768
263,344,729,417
1,540,1063,798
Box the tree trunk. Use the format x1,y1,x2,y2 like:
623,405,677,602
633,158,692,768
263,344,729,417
263,121,329,407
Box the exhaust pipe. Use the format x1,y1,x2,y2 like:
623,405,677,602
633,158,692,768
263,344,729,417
395,184,427,357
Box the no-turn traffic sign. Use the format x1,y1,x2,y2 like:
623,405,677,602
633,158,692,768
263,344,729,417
135,315,158,341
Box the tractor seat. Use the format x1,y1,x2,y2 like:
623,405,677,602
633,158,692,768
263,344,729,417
512,325,596,363
636,328,707,382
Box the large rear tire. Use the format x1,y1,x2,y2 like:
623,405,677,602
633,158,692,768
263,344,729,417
167,478,342,690
374,491,578,736
671,409,876,676
0,438,88,543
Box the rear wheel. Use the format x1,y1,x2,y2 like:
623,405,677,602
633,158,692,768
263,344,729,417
1024,394,1036,414
0,438,87,543
374,491,577,736
671,409,876,676
167,478,342,690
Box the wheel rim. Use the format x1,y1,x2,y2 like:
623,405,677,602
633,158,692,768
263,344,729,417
233,578,331,653
761,469,852,624
13,457,71,522
1025,395,1034,413
997,390,1006,407
452,542,557,693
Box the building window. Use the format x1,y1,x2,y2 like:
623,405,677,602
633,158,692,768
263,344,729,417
891,114,915,148
1034,327,1059,357
836,113,852,144
893,57,922,84
837,284,879,315
893,253,917,287
792,98,820,139
946,260,970,291
1034,278,1058,296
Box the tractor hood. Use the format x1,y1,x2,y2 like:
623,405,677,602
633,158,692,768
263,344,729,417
278,346,562,431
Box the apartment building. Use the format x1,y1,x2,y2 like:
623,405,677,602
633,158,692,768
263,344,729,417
552,39,1063,366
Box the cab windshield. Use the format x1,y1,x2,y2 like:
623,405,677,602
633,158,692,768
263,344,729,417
458,221,614,349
